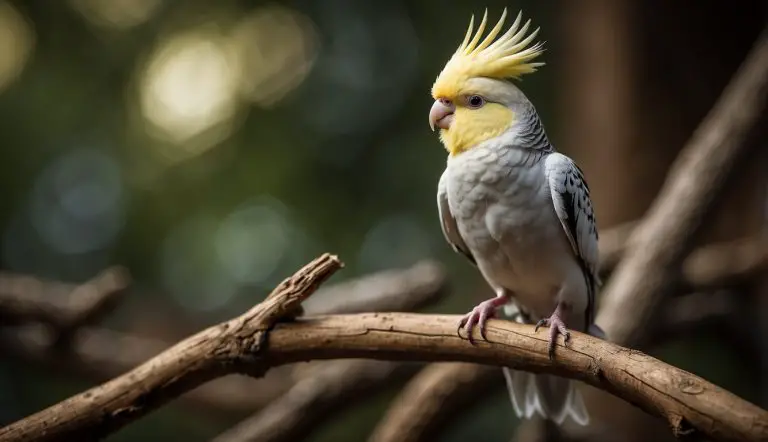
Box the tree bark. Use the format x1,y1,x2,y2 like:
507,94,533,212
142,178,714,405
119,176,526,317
1,310,767,442
0,254,343,442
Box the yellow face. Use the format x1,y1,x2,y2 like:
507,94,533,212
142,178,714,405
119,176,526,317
428,9,545,156
442,96,514,155
430,90,515,156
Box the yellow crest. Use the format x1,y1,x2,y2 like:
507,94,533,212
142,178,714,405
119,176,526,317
432,9,545,99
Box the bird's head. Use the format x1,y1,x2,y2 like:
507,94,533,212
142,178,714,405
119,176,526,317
429,9,545,156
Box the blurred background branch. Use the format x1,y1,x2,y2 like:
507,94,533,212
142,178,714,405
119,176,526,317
599,225,768,292
596,25,768,347
0,267,130,333
368,362,500,442
212,360,420,442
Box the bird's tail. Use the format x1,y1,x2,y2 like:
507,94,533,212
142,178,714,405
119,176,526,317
502,368,589,425
500,303,590,426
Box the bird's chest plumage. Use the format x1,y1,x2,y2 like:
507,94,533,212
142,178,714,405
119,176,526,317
445,145,570,313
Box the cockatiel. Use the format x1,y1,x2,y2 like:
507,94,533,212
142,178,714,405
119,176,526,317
429,9,605,425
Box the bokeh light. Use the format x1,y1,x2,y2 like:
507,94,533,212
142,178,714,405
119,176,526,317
231,5,319,108
70,0,162,30
0,1,34,94
357,213,433,273
2,148,124,280
29,148,125,255
214,197,290,286
160,212,239,312
138,27,241,159
159,195,319,312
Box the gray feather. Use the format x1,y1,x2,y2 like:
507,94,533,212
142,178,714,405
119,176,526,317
437,169,476,265
501,304,590,426
545,153,601,330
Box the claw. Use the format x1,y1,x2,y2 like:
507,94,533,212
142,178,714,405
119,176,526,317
479,305,493,340
457,296,509,344
464,311,479,345
456,317,468,338
534,303,571,360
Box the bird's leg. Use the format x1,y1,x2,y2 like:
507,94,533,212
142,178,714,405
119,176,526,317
534,301,571,359
457,290,511,344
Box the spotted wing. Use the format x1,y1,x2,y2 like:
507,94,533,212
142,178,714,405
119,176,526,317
544,153,600,325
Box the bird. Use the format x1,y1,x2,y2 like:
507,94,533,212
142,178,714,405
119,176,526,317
429,8,606,426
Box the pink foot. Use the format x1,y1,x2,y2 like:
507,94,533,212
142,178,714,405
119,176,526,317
534,303,570,359
457,296,508,344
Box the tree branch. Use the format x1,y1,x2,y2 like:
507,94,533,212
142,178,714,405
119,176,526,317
0,253,343,442
202,260,448,440
368,362,501,442
0,260,446,415
207,261,447,441
271,315,768,442
369,289,742,442
369,233,766,442
598,225,768,295
597,221,636,273
304,260,446,315
212,360,419,442
0,267,130,333
2,311,766,442
0,325,298,415
680,236,768,292
597,27,768,345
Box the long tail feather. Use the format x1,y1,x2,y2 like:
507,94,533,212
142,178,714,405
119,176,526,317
502,368,589,425
500,302,590,426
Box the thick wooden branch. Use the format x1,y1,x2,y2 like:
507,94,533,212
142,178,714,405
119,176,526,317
273,315,767,442
204,261,448,440
370,233,766,442
0,325,297,415
0,260,445,415
0,253,343,442
2,311,766,442
370,289,741,442
597,27,768,345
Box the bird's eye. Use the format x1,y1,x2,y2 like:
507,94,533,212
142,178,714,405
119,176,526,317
468,95,485,108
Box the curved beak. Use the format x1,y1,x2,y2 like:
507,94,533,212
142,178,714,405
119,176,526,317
429,99,455,131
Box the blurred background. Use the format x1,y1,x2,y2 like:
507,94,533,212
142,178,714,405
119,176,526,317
0,0,766,441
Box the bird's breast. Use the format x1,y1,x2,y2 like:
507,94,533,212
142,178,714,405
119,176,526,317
446,145,552,241
445,145,572,307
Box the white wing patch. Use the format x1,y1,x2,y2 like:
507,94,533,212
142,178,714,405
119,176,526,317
544,153,599,285
437,169,475,265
